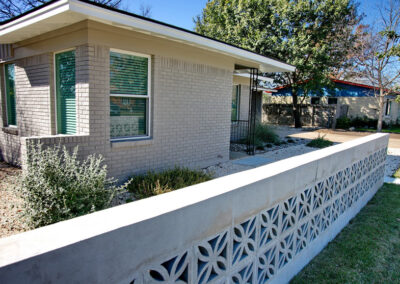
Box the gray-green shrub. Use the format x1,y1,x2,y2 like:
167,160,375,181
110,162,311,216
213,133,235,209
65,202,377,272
127,167,212,200
254,123,280,144
20,143,122,228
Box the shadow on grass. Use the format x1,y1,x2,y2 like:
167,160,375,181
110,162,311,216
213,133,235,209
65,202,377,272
291,183,400,283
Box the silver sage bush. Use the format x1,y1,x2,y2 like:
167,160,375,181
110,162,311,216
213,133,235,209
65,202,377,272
20,143,121,228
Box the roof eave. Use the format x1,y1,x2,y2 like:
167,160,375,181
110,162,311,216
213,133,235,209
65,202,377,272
0,0,295,73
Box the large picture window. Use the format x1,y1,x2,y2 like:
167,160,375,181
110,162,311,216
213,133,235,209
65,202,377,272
4,63,16,126
110,50,150,140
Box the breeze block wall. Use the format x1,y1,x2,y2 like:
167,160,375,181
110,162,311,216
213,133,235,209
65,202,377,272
21,44,233,181
0,134,389,284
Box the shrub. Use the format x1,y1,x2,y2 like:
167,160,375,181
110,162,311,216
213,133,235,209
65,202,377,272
19,143,122,228
306,136,334,148
336,117,351,129
254,123,280,144
127,167,213,200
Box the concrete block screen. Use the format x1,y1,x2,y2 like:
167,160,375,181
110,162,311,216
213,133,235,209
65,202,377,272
0,134,389,283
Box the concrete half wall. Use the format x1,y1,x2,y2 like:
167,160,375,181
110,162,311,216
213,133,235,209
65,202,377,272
0,133,389,283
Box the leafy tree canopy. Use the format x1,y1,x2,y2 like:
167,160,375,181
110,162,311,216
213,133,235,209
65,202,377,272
195,0,360,127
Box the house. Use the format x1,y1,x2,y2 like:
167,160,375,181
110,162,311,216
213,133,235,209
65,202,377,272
264,79,400,126
0,0,294,180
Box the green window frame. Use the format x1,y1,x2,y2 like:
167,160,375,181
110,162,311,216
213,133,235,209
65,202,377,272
55,50,76,134
4,63,16,126
231,85,240,121
109,50,151,140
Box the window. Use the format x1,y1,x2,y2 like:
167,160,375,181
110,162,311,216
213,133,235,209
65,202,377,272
231,85,240,121
55,50,76,134
311,97,320,105
4,63,16,126
110,50,150,140
328,97,338,105
385,99,392,116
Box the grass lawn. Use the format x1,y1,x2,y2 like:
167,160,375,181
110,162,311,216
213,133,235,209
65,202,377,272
356,127,400,134
291,183,400,283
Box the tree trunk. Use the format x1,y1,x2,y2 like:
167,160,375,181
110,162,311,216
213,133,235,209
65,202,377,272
377,89,385,132
292,89,302,128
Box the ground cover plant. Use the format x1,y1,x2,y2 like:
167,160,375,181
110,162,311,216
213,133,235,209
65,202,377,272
19,143,123,228
127,167,213,200
292,183,400,283
306,136,334,148
393,166,400,178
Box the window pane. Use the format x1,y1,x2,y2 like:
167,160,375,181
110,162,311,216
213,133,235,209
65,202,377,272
110,97,147,138
5,63,16,126
110,52,148,95
231,85,240,121
56,50,76,134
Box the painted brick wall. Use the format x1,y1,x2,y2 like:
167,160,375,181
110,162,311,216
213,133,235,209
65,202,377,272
20,44,233,181
0,53,52,164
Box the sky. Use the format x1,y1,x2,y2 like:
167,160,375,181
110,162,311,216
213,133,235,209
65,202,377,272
126,0,387,32
126,0,208,31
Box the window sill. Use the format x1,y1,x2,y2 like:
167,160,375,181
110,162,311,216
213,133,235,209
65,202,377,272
111,137,153,149
2,127,18,135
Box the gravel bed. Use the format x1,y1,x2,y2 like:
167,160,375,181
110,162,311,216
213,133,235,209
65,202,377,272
386,148,400,177
206,144,318,178
0,162,28,239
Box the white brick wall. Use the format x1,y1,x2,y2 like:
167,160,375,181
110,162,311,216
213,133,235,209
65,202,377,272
15,44,234,181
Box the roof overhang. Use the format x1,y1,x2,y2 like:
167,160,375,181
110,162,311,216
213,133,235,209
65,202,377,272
0,0,295,73
233,71,274,83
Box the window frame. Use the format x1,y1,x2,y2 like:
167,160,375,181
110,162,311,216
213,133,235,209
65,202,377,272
231,84,241,121
109,48,152,142
328,97,338,105
53,48,77,135
3,63,17,127
385,99,392,116
311,97,320,105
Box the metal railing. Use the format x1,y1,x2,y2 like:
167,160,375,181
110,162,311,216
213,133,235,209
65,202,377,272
230,120,249,143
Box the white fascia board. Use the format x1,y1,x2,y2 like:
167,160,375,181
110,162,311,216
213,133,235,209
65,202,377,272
0,0,70,36
68,0,295,72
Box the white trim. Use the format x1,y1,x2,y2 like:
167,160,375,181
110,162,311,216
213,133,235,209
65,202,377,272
109,49,152,141
0,0,295,73
53,48,77,135
233,72,275,83
0,0,70,36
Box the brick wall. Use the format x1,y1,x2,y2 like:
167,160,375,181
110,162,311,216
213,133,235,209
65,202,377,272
17,44,233,181
0,53,52,164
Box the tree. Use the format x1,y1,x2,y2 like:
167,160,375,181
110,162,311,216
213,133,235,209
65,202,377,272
349,0,400,132
195,0,360,127
0,0,123,21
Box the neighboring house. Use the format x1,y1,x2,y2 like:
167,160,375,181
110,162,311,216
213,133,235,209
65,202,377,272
264,79,400,124
0,0,294,180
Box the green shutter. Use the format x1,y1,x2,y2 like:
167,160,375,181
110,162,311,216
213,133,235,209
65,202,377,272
56,50,76,134
110,52,148,95
5,63,16,126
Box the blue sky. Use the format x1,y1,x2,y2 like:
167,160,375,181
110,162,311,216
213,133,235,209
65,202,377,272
126,0,383,31
126,0,208,31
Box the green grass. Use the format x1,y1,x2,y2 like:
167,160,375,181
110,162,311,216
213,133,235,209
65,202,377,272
306,136,334,148
291,183,400,284
355,127,400,134
127,167,213,200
